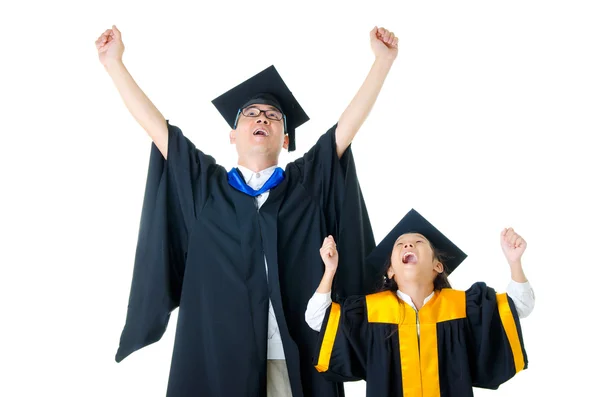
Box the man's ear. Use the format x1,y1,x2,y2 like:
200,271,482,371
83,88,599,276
282,134,289,150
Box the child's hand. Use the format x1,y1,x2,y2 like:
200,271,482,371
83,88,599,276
501,227,527,266
320,235,339,274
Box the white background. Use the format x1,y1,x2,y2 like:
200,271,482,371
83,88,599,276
1,0,599,396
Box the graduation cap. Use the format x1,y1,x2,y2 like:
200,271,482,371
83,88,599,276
211,65,309,152
366,209,467,275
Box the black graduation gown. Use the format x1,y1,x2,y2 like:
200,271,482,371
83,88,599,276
313,282,528,397
115,121,377,397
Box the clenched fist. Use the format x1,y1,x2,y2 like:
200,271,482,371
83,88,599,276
371,26,398,61
320,235,339,274
95,25,125,67
501,227,527,266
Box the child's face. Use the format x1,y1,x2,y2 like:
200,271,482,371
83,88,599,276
388,233,443,286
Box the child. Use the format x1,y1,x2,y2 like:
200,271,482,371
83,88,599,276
305,208,534,397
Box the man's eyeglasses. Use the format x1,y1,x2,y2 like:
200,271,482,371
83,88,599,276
233,106,287,131
241,106,284,121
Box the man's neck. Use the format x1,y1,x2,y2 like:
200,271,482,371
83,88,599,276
397,282,434,311
237,158,278,173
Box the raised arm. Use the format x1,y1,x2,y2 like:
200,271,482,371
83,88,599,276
335,26,398,158
305,236,339,331
96,25,169,159
501,227,535,318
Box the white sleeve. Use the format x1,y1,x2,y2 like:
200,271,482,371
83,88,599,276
506,280,535,318
304,291,333,331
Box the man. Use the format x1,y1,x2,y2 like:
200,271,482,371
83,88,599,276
96,24,398,397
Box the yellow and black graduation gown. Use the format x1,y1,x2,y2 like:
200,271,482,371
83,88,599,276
313,282,528,397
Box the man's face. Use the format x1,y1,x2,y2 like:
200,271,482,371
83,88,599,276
230,104,288,158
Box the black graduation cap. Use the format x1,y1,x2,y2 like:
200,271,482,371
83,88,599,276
366,209,468,275
211,65,309,152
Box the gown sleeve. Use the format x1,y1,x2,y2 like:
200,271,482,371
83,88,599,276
312,295,369,382
292,124,377,299
115,121,217,362
465,282,529,389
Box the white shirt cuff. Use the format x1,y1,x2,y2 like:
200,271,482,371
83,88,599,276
507,280,535,318
305,291,333,332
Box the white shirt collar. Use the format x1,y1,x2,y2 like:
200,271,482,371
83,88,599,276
237,165,278,190
396,289,435,312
